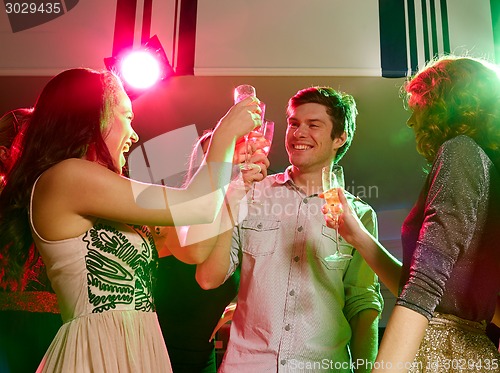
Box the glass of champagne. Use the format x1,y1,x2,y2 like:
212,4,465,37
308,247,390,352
322,165,352,260
248,120,274,204
260,120,274,156
233,84,265,170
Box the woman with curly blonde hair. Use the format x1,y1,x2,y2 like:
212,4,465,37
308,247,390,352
404,56,500,165
326,55,500,372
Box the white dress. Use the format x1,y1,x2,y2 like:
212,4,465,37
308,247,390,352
30,190,171,372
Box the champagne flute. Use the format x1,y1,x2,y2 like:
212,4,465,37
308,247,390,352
248,120,274,204
233,84,265,170
322,165,352,260
260,120,274,156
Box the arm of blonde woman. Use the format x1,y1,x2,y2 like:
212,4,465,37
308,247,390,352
373,305,428,372
155,143,270,264
349,309,380,373
322,188,402,297
209,303,237,342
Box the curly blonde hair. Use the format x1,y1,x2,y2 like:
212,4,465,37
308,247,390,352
403,56,500,162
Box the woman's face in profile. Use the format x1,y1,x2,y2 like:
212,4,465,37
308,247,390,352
406,107,424,135
103,89,139,170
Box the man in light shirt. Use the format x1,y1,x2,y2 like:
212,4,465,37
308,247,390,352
196,86,383,373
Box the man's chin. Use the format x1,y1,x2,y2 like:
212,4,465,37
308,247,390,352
289,153,310,165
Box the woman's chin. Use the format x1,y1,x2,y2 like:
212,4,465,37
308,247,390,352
115,155,126,171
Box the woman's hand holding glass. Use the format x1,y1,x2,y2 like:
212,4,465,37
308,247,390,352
322,187,368,251
321,166,352,260
233,133,270,190
216,96,262,141
233,85,267,169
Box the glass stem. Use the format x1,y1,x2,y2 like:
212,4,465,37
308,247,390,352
335,226,340,254
244,135,250,167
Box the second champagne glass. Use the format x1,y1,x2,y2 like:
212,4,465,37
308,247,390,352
233,84,265,170
321,165,352,260
248,120,274,204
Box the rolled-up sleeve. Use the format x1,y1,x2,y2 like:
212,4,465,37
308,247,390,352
344,204,384,321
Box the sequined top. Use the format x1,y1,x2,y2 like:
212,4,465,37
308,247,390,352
398,135,500,322
221,167,383,372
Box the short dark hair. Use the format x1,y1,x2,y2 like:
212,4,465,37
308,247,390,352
287,86,357,163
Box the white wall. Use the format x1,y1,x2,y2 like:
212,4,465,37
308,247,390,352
0,0,496,76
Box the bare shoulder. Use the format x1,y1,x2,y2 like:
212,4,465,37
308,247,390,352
41,158,109,179
38,158,117,191
34,158,122,215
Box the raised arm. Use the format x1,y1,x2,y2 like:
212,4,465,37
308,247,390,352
134,97,262,226
195,227,236,289
32,99,262,241
156,177,246,265
155,142,270,265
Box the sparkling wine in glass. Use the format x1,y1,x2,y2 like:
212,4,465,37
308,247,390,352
233,84,265,170
322,165,352,260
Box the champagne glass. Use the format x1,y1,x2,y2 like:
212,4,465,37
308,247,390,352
233,84,265,170
248,120,274,204
260,120,274,156
322,165,352,260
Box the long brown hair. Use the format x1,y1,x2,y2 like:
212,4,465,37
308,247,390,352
0,68,124,290
0,108,33,178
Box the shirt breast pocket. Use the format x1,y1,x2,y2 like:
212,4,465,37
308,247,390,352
317,225,352,270
241,219,280,257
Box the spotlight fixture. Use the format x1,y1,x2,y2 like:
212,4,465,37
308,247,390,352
104,35,174,99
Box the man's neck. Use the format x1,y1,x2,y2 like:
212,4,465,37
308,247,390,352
289,166,324,196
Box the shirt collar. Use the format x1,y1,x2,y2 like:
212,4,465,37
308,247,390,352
274,164,345,198
275,165,294,185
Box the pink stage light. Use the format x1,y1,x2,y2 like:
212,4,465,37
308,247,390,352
120,51,161,89
104,35,174,99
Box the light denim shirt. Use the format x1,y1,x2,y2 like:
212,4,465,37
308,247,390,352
220,167,383,373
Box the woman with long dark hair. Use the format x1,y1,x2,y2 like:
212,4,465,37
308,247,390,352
0,108,62,373
0,67,260,372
